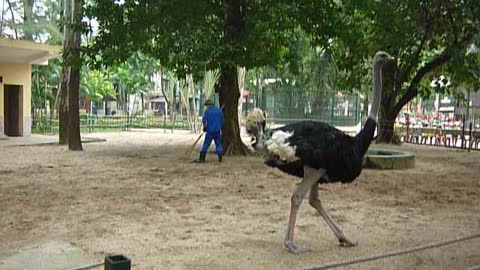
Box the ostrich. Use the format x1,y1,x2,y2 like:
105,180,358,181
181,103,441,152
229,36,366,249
246,51,394,254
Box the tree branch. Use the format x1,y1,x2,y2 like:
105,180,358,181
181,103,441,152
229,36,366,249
392,48,453,116
0,0,4,36
393,23,476,117
6,0,18,39
397,4,433,89
397,34,428,89
160,80,170,105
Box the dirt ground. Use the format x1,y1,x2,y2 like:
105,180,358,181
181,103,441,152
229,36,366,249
0,130,479,270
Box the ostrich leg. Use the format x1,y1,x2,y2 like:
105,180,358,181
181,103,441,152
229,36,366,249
309,182,357,246
284,167,325,254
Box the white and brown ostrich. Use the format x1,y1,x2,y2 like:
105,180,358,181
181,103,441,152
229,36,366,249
246,51,394,254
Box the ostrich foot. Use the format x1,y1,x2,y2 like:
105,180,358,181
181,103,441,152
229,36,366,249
284,240,311,254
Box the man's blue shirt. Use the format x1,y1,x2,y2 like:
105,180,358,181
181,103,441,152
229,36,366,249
203,106,224,133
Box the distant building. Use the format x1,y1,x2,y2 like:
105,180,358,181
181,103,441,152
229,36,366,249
0,38,60,137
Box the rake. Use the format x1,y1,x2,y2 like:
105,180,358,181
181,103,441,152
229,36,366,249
180,132,205,160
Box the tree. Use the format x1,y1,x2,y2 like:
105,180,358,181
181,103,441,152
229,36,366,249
86,0,306,155
109,53,159,124
246,29,348,114
67,0,83,150
21,0,34,40
161,71,178,130
1,0,63,42
203,69,221,103
32,60,61,131
300,0,480,143
59,0,72,145
59,0,83,150
80,69,115,105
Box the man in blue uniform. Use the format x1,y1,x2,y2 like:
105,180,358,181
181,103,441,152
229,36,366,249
195,99,224,163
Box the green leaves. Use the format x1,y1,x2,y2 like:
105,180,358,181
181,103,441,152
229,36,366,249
81,69,115,102
85,0,310,80
1,0,63,43
107,52,160,99
203,69,221,101
31,60,62,110
298,0,480,113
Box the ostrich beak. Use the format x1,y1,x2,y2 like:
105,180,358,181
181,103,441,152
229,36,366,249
388,55,395,61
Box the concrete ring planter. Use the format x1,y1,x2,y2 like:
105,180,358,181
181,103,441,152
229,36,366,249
364,149,415,170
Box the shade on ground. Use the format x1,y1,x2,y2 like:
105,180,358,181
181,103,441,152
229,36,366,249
0,134,106,146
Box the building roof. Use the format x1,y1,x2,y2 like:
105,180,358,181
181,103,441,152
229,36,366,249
0,38,61,65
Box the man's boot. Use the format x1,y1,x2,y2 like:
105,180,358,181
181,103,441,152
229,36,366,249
194,152,206,163
218,153,223,163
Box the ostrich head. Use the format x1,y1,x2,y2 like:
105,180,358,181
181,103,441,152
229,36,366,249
373,51,395,65
245,108,267,150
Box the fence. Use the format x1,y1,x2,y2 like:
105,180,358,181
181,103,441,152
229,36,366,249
31,113,191,134
257,88,361,127
32,89,362,135
395,125,480,151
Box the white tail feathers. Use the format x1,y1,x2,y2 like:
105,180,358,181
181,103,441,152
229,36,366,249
246,108,266,134
265,130,298,162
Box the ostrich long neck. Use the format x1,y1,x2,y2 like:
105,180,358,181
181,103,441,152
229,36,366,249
368,62,382,121
354,61,382,156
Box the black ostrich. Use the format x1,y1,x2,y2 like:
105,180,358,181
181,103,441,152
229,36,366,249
246,51,394,254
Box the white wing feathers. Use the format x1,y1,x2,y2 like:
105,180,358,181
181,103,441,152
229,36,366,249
265,130,299,162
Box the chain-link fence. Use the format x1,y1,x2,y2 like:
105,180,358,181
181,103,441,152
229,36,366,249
249,87,361,127
31,113,190,134
32,88,362,135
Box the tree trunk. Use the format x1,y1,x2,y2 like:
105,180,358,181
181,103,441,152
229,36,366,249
59,68,70,144
170,84,176,122
67,0,82,151
22,0,34,41
68,62,82,150
377,106,397,144
220,0,249,155
219,67,249,155
5,0,18,38
188,74,199,133
59,0,72,145
237,67,245,130
170,82,177,132
375,59,399,144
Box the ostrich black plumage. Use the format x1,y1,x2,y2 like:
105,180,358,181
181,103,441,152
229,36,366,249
246,51,394,254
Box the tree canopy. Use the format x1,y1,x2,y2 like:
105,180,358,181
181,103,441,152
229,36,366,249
86,1,302,78
299,0,480,142
1,0,63,43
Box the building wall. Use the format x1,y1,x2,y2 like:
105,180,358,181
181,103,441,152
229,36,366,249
0,63,32,136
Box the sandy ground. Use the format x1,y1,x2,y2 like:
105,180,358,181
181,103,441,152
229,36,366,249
0,130,479,270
